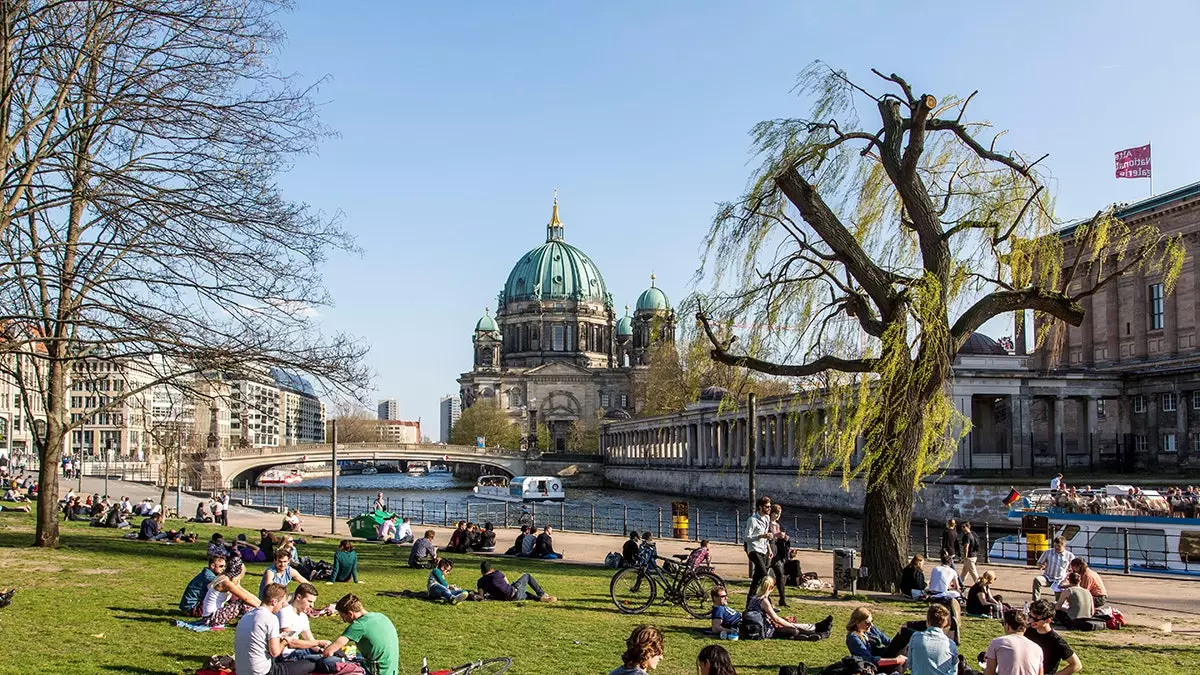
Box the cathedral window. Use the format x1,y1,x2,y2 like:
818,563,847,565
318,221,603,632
620,394,629,408
566,324,573,351
552,325,565,351
600,391,610,408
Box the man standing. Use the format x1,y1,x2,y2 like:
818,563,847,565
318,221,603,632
234,582,313,675
1032,536,1074,601
220,491,231,526
372,491,385,512
1025,599,1084,675
212,497,225,528
744,496,774,597
958,522,981,586
323,594,399,675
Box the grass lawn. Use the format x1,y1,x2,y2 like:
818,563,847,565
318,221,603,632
0,508,1198,674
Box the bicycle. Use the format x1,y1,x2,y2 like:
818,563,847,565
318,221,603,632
422,656,512,675
609,554,725,619
515,507,533,529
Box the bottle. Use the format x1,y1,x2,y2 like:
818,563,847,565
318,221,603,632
728,631,739,641
421,657,429,675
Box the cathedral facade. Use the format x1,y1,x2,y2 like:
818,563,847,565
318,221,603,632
457,197,675,452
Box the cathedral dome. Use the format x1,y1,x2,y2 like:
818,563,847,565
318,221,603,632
475,311,499,333
616,313,633,337
635,275,669,312
958,332,1007,356
502,198,610,307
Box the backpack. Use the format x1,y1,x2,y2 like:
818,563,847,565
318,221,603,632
821,656,877,675
738,610,766,640
604,552,623,568
1104,608,1126,630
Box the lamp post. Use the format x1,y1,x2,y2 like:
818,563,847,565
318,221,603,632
103,438,113,498
526,397,538,453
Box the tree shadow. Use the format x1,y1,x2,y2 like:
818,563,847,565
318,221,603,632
108,606,180,617
99,666,181,675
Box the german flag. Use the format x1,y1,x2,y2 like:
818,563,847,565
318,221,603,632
1002,488,1021,506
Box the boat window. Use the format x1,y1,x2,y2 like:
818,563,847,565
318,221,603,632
1085,527,1120,566
1180,531,1200,564
1057,524,1080,543
1088,527,1168,567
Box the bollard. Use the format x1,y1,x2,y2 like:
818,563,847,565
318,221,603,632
590,504,596,534
735,510,741,545
658,506,663,539
443,501,449,527
622,505,628,535
714,510,720,541
984,523,990,563
1122,528,1131,574
817,514,824,551
421,499,425,524
560,502,565,530
504,502,509,527
924,519,930,558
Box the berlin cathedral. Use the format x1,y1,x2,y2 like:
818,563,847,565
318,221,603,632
457,196,675,452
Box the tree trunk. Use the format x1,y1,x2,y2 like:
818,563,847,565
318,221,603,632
34,359,68,547
859,396,924,592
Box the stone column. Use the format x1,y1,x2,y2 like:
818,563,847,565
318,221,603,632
1052,396,1065,468
1177,393,1188,460
1166,279,1179,355
1085,397,1099,463
1134,268,1148,359
1082,295,1095,366
958,394,974,471
1107,258,1121,363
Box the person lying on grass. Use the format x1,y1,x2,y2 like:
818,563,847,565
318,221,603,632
0,503,30,513
476,560,557,602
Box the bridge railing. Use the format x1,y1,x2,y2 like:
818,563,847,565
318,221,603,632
219,442,526,459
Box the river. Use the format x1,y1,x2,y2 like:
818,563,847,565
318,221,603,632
238,471,954,552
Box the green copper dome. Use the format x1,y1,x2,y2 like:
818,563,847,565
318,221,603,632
636,287,669,312
475,312,499,333
502,198,610,306
616,314,633,337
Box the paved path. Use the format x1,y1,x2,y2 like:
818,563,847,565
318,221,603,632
61,478,1200,630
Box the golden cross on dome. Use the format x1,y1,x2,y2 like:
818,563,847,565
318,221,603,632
650,273,656,287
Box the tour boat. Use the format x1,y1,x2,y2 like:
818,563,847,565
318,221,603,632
258,469,303,486
407,462,427,476
472,475,565,503
988,485,1200,576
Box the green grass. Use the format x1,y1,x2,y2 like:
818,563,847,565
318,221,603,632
0,508,1198,674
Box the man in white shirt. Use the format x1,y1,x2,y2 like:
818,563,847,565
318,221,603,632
1033,536,1075,602
928,553,962,599
743,496,775,597
394,517,414,544
234,583,314,675
1050,474,1063,492
119,496,133,514
221,491,231,526
278,583,331,668
212,498,225,527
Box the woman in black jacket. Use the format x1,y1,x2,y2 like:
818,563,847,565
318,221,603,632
939,519,958,561
899,554,927,599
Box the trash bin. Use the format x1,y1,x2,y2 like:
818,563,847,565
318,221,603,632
1021,514,1050,566
833,548,858,597
671,501,689,539
347,509,392,539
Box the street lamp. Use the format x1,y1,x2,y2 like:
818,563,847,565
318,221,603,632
103,438,113,499
526,397,538,453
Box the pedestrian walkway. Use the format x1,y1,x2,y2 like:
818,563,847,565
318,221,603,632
62,477,1200,630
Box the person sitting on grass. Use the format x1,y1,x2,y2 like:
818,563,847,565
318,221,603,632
138,512,169,540
686,540,712,570
696,644,737,675
393,516,414,544
203,557,261,626
967,570,1005,618
259,548,311,599
708,587,740,636
2,487,26,502
330,540,360,584
180,554,226,616
901,555,929,599
376,514,399,543
906,604,958,675
984,608,1043,675
1067,558,1107,608
928,552,961,599
621,530,641,567
846,607,908,673
278,582,335,670
751,577,832,641
234,582,312,675
322,594,400,675
427,557,468,604
506,525,532,555
234,534,266,562
194,500,213,523
408,529,437,568
474,522,497,552
1054,573,1094,630
610,624,664,675
476,560,557,602
534,524,562,559
1025,599,1082,675
446,520,469,553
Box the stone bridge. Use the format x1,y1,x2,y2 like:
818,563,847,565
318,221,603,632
202,442,528,489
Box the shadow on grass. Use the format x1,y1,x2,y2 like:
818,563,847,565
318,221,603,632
108,606,181,617
99,666,180,675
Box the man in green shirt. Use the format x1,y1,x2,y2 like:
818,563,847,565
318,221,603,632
322,594,399,675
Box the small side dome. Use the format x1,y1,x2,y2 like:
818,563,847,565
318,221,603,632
635,273,670,312
957,332,1007,356
698,385,731,402
616,306,633,337
604,408,632,420
475,309,499,334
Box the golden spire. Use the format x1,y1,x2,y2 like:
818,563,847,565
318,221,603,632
624,304,630,316
549,188,561,226
650,273,656,288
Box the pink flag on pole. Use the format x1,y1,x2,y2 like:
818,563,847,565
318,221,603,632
1115,144,1152,179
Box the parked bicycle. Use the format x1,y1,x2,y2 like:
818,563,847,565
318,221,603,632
422,655,512,674
609,553,724,618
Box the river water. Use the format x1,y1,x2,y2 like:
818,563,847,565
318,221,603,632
238,471,951,552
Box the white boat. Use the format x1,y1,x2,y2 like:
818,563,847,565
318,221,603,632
988,485,1200,576
407,462,426,476
258,469,303,486
361,465,378,475
472,475,565,503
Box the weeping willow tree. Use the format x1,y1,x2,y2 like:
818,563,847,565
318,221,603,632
695,64,1184,590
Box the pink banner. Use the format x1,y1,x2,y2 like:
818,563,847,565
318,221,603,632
1115,144,1151,179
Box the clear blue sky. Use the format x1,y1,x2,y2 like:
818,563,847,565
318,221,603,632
271,1,1200,427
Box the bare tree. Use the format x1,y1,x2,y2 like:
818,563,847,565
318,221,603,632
0,1,369,547
696,64,1183,589
328,402,381,445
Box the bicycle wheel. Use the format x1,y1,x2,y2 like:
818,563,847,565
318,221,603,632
681,571,725,619
610,567,656,614
449,657,513,675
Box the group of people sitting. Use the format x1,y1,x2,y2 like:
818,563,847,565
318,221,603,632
281,508,305,532
501,524,562,558
444,520,497,553
191,492,230,525
0,475,32,513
